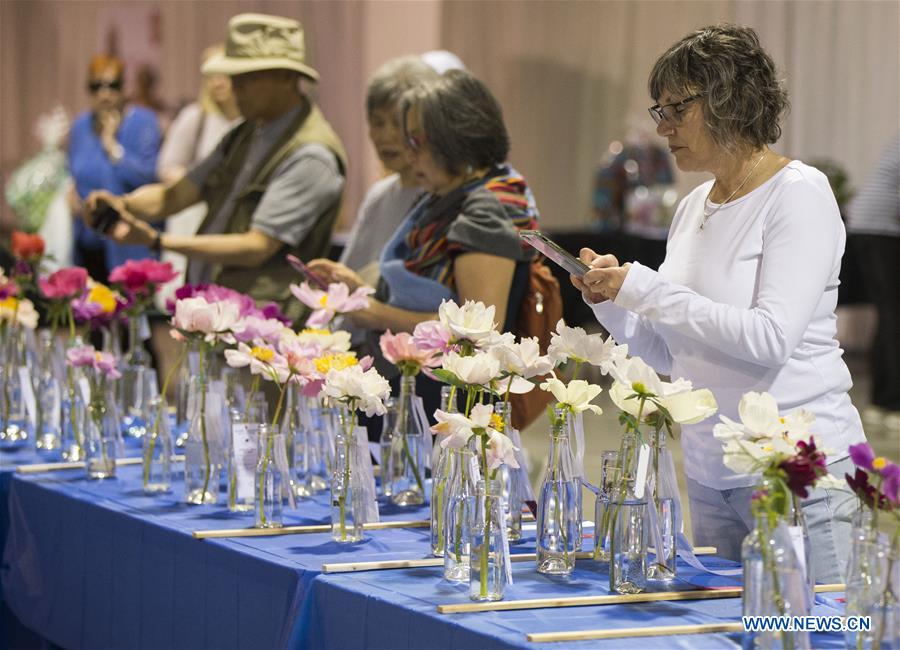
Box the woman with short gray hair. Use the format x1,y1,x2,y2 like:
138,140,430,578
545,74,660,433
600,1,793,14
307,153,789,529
573,24,865,582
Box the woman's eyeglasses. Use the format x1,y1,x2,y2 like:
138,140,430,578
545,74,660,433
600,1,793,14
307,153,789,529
648,94,701,125
88,80,123,94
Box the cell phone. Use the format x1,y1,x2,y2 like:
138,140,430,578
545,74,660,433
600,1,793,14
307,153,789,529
519,230,590,277
286,254,329,289
92,198,121,235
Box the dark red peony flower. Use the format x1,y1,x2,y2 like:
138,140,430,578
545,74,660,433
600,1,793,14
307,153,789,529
779,437,828,498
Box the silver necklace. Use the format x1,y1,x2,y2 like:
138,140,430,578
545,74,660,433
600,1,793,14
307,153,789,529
699,152,768,231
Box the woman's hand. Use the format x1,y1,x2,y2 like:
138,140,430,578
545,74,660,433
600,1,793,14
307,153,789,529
306,258,367,292
582,262,631,302
571,247,621,304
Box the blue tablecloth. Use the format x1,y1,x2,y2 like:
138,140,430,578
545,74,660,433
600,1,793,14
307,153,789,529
0,462,847,649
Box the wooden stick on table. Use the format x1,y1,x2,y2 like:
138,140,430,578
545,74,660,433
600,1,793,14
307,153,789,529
322,547,718,574
192,519,431,539
437,583,844,614
527,622,745,643
16,455,185,474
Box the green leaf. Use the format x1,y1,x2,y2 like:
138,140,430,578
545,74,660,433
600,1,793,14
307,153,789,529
431,369,466,389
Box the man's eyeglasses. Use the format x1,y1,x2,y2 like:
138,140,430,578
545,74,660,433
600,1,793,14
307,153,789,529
88,80,123,94
648,94,701,125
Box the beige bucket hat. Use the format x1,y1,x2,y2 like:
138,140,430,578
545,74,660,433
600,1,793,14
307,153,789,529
202,13,319,80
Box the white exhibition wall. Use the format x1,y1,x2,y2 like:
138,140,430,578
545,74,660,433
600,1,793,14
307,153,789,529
1,0,897,230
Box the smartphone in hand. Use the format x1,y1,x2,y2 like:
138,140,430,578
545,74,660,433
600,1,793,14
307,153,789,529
519,230,590,277
286,254,329,290
92,198,121,235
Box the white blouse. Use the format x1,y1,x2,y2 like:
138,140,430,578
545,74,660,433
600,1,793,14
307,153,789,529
592,160,866,489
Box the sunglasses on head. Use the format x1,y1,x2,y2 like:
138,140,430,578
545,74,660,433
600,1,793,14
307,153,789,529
88,79,123,93
406,132,426,152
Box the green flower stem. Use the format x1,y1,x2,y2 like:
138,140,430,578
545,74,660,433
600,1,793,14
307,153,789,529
198,342,211,501
756,511,793,650
480,433,491,599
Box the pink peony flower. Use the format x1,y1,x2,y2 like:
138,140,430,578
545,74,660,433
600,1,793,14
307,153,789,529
412,320,451,353
233,315,287,345
109,259,178,295
379,330,440,375
172,296,242,340
66,345,97,368
92,351,121,379
290,281,374,328
39,267,88,300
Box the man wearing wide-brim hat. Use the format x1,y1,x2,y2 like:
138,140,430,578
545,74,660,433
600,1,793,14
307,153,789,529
86,13,348,324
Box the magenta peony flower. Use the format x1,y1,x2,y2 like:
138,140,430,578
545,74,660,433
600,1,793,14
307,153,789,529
39,267,88,299
109,259,177,295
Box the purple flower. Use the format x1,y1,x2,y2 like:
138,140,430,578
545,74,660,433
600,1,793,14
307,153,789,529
779,437,828,499
849,442,876,470
66,345,97,367
882,462,900,505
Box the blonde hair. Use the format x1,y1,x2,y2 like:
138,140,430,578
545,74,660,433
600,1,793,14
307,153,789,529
198,44,228,115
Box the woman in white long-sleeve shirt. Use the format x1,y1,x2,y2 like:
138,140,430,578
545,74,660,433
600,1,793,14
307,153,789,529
572,24,864,582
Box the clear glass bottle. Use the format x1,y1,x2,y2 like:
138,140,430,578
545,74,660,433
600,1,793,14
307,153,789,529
389,376,426,506
84,376,118,479
255,424,286,528
174,340,201,448
593,449,621,562
61,337,87,462
142,395,173,493
646,427,677,582
429,387,455,555
331,407,363,543
741,515,811,649
228,393,266,511
844,510,899,650
787,493,814,609
0,322,31,449
34,330,62,453
378,397,397,498
468,479,508,602
609,431,647,594
306,397,331,492
443,447,479,582
119,317,152,438
184,365,226,505
494,402,526,542
536,407,580,576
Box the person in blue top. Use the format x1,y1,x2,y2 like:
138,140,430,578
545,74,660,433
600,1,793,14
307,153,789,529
68,54,161,280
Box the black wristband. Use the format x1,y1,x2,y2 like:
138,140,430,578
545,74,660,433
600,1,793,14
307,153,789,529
151,231,162,253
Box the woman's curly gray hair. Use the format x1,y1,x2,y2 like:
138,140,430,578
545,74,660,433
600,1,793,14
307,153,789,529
648,24,790,152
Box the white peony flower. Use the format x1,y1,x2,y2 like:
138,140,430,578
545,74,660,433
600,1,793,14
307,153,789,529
441,351,501,387
487,335,554,379
438,299,496,343
540,377,603,415
295,328,352,354
486,429,520,470
322,365,391,417
547,319,628,374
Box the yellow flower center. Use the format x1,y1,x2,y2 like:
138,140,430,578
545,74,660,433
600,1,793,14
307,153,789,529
490,413,505,432
250,346,274,363
318,295,329,307
315,352,358,374
873,457,887,470
0,296,18,311
88,284,117,313
301,328,330,336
